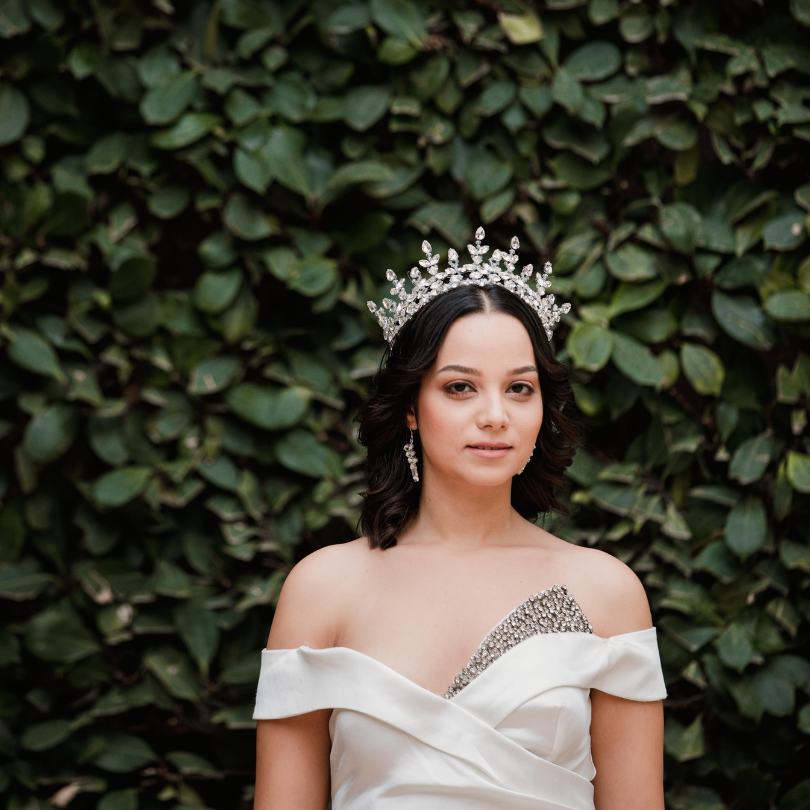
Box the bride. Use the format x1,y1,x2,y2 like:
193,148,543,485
252,228,667,809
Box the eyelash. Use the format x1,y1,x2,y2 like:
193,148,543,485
444,382,535,397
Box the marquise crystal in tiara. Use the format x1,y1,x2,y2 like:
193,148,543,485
366,226,572,346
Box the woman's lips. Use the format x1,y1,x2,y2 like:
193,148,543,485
466,446,512,458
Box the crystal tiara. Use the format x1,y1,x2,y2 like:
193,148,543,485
366,226,572,346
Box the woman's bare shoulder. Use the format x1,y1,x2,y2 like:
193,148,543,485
555,542,654,638
265,538,372,650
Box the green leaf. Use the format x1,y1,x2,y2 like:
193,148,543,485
289,256,339,297
28,0,64,30
326,160,393,194
147,186,189,219
551,67,584,114
620,7,653,42
166,750,220,777
151,113,220,149
660,203,702,254
564,42,621,81
466,147,512,199
724,495,767,558
0,83,30,145
680,343,724,396
98,789,138,810
763,290,810,321
408,201,470,246
568,322,613,371
275,429,343,478
23,403,78,463
144,647,198,700
716,621,756,671
194,269,242,313
609,279,667,316
786,451,810,492
791,0,810,24
611,332,665,387
345,86,390,131
7,327,66,382
225,384,310,430
754,668,794,716
498,12,543,44
110,254,157,302
234,147,273,193
0,565,52,600
711,290,776,349
93,733,157,772
763,210,806,251
174,599,219,677
223,194,278,241
198,454,239,491
91,467,152,508
729,434,777,484
605,243,659,281
324,5,372,34
140,71,197,125
188,356,241,395
370,0,427,46
265,127,311,197
665,715,706,762
548,152,612,190
151,560,191,598
25,604,100,663
22,719,72,751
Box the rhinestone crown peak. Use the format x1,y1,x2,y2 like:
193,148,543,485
366,226,572,346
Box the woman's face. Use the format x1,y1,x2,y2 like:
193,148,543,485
406,310,543,485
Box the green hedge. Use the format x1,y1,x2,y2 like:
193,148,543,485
1,1,809,808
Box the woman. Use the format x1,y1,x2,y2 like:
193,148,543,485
253,228,667,809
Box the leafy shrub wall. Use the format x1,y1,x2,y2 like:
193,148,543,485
1,1,809,808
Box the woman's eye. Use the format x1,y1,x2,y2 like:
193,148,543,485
445,382,533,396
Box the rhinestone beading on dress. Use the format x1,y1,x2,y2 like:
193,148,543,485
444,584,593,699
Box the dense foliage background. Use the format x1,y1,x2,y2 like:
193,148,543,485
1,0,808,808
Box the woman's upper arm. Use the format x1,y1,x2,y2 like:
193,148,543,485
253,545,348,810
587,552,665,810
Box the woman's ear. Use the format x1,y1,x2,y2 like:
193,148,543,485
405,404,417,431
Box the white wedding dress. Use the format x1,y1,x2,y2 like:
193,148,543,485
253,583,667,809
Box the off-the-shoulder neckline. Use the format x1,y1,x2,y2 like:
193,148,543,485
261,582,657,701
262,627,658,703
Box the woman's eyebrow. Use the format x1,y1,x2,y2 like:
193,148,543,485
436,364,538,376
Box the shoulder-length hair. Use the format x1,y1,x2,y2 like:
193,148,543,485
355,283,584,550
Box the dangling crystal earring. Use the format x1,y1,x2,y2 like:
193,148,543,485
404,428,419,482
519,443,536,475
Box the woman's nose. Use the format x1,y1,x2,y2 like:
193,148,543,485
478,392,509,428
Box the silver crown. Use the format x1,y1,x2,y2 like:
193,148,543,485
366,226,572,346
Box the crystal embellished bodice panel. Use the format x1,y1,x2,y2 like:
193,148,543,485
444,583,593,698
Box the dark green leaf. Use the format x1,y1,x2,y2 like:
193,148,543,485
21,719,71,751
564,42,621,81
0,83,29,145
370,0,427,46
568,322,613,371
724,495,767,558
275,429,343,478
91,467,152,508
140,72,197,125
681,343,724,396
763,290,810,321
711,291,776,349
225,384,310,430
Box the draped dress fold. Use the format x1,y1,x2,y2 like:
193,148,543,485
253,583,667,809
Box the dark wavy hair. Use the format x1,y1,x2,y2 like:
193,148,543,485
354,284,584,550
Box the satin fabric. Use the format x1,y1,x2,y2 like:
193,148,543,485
253,627,667,809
